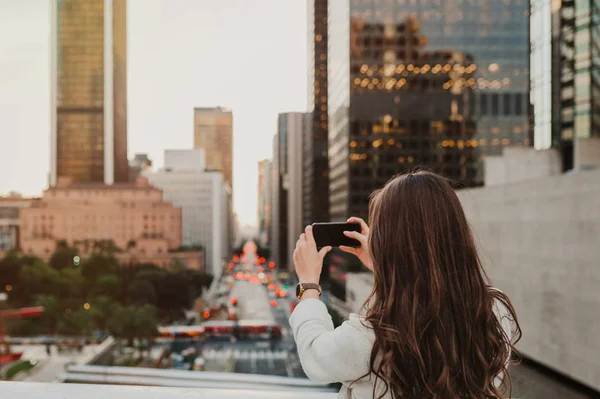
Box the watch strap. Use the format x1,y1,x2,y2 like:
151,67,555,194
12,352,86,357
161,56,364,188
296,282,322,299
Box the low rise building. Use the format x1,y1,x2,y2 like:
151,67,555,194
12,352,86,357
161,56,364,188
0,196,36,256
19,177,183,265
145,150,233,279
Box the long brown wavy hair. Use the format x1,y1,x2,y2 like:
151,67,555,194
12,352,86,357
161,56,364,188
359,170,521,399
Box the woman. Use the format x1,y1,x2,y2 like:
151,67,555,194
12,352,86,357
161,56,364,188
290,171,521,399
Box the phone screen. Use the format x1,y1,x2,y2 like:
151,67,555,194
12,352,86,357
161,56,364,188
312,222,361,250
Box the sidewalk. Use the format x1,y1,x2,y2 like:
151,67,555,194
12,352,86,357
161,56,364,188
12,344,100,382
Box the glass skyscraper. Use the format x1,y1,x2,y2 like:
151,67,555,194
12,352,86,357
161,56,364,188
328,0,530,221
531,0,599,170
51,0,128,185
304,0,330,227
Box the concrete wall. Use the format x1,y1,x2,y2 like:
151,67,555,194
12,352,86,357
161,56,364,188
458,168,600,390
345,272,374,315
574,137,600,169
484,147,562,186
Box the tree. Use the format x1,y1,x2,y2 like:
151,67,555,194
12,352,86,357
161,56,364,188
34,295,60,335
58,268,86,301
49,241,79,270
154,272,192,321
88,295,117,334
108,304,158,347
19,260,60,299
81,253,119,282
92,239,122,255
92,274,122,299
58,307,93,336
0,252,43,306
128,279,157,305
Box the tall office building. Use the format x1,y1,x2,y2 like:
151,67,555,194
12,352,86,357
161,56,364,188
328,1,530,221
304,0,330,227
50,0,128,186
270,113,305,271
269,133,284,269
285,113,306,274
257,159,272,248
531,0,600,170
193,107,233,189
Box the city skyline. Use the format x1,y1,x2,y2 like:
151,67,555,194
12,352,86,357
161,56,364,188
0,0,308,226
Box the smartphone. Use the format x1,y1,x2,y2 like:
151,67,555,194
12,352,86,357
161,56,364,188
312,222,361,250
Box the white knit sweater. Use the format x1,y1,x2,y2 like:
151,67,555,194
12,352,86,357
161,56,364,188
289,298,515,398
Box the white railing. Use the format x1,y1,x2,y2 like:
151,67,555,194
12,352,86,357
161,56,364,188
59,364,336,392
1,382,338,399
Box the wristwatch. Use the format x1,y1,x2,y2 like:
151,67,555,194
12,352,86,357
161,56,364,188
295,282,322,299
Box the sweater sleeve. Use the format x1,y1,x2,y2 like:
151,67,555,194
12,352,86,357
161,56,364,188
289,298,375,384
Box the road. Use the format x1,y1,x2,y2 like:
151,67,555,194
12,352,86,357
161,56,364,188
10,344,100,382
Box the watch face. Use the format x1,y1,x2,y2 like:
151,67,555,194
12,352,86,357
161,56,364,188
295,283,302,298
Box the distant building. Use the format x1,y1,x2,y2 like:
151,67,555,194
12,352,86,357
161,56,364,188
285,113,306,273
19,176,183,268
50,0,128,186
0,196,36,255
327,1,530,221
270,132,284,269
269,113,305,272
304,0,330,227
531,0,600,170
193,107,233,189
128,153,153,181
257,159,272,248
145,150,233,279
164,149,205,173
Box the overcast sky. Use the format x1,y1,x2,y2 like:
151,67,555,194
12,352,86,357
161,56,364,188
0,0,307,226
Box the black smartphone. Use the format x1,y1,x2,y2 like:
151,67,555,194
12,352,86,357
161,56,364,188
312,222,361,250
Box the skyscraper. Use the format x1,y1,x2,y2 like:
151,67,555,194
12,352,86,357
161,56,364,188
304,0,330,227
531,0,600,170
50,0,128,186
328,1,530,221
257,159,272,248
269,113,305,271
193,107,233,189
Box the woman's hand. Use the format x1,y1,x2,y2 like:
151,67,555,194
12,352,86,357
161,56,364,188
293,225,332,284
340,217,374,271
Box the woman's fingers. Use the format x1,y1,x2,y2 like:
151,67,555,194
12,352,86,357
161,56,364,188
339,245,356,254
347,216,369,235
318,246,332,259
343,230,366,244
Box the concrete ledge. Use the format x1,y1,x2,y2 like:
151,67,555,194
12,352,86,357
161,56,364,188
0,382,338,399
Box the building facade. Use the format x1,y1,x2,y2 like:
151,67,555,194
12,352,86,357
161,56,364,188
304,0,330,227
193,107,233,189
145,150,232,279
531,0,600,170
50,0,128,186
0,197,36,256
285,113,306,273
165,148,206,173
257,159,272,248
328,0,531,221
19,177,182,261
270,133,283,269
